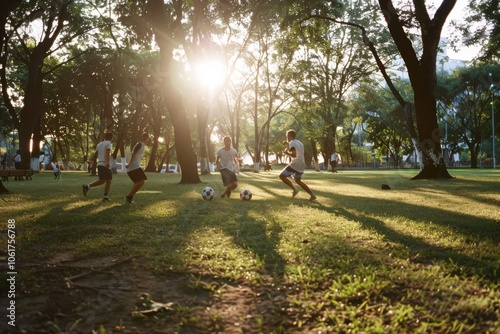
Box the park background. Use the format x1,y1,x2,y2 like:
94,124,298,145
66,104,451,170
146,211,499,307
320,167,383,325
0,0,499,176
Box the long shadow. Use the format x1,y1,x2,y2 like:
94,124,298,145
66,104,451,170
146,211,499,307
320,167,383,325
333,170,500,209
7,171,499,280
311,193,499,283
4,171,499,332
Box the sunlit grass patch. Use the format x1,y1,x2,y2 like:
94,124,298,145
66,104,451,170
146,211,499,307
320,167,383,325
1,169,499,333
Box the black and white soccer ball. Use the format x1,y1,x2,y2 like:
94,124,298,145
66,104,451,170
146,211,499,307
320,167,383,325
240,189,252,200
202,187,215,201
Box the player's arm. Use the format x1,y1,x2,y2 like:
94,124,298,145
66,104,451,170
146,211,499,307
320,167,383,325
234,153,243,163
284,146,296,158
215,153,221,169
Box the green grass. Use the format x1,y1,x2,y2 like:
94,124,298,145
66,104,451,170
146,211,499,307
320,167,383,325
1,168,499,333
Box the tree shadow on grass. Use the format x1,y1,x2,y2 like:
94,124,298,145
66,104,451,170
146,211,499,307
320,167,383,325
310,192,499,284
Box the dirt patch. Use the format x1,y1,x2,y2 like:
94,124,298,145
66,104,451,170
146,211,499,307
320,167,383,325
1,256,292,333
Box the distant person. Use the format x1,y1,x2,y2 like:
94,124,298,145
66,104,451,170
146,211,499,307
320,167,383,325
125,133,150,204
13,150,21,169
51,161,61,179
279,129,317,201
82,132,113,201
1,153,7,169
330,150,338,173
215,136,242,198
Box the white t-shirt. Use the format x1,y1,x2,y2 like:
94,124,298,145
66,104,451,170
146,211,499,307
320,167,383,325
96,140,112,167
127,142,146,172
330,153,337,161
289,139,305,173
216,147,238,172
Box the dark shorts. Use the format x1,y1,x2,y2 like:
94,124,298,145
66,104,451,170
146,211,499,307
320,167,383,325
220,169,237,186
280,165,303,179
97,165,113,180
127,168,147,183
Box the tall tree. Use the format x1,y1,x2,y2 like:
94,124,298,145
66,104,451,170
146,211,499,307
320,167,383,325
0,0,100,170
296,0,390,166
117,0,200,183
357,82,413,167
437,64,500,167
377,0,456,179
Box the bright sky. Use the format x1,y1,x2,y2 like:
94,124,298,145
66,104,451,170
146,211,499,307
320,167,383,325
441,0,481,60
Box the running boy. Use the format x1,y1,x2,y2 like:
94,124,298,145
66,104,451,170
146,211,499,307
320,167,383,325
125,133,150,203
215,136,242,198
279,129,317,201
82,132,114,201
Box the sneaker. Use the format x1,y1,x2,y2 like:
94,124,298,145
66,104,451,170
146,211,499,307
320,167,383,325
292,189,299,198
309,195,317,202
82,185,89,197
125,196,134,204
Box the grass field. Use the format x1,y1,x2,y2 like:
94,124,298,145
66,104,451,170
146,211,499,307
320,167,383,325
1,168,499,333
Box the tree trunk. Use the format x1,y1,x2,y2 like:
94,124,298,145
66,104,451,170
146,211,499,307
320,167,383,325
146,137,159,172
378,0,455,180
470,151,478,168
410,59,453,179
197,98,210,175
465,139,481,168
148,0,201,184
18,59,44,170
310,139,320,171
251,54,262,173
165,86,200,183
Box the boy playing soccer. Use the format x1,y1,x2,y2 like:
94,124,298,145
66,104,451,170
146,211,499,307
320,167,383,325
279,129,317,201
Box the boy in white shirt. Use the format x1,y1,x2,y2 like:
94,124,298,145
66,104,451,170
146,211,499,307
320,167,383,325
82,132,113,201
279,129,317,201
215,136,242,198
125,133,150,203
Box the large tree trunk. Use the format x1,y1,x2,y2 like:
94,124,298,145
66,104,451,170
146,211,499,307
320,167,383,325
18,56,44,170
378,0,455,179
164,76,200,183
411,73,452,179
148,0,200,184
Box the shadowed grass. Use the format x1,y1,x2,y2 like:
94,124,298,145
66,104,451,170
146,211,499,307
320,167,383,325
0,168,499,333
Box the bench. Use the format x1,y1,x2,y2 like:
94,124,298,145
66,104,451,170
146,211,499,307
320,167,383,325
0,169,34,181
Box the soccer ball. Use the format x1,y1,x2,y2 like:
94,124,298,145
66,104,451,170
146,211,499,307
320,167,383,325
202,187,215,201
240,189,252,200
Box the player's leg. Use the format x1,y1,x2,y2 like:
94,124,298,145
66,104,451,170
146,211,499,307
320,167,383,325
280,166,299,197
294,177,316,201
125,169,147,203
221,169,237,198
126,180,145,201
